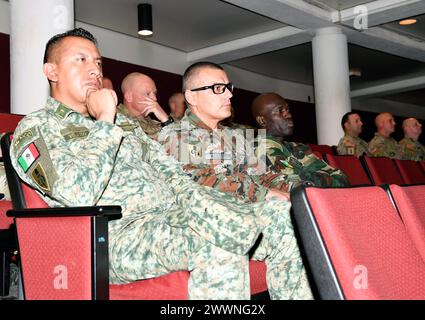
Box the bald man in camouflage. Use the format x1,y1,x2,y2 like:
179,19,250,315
368,112,402,159
399,117,425,161
118,72,175,140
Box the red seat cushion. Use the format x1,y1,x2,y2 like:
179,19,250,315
109,260,267,300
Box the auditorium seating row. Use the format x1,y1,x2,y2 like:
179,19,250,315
292,184,425,299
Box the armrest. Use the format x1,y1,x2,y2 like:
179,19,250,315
7,205,122,221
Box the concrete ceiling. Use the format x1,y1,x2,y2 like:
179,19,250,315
75,0,425,111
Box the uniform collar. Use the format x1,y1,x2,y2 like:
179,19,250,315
46,97,80,121
185,110,224,132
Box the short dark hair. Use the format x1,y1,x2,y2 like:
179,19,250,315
341,111,358,130
182,61,224,91
43,28,97,63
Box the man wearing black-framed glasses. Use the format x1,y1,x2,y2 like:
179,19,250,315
159,61,313,300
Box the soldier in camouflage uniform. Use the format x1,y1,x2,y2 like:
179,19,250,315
368,112,402,159
252,93,349,191
399,118,425,161
118,72,175,140
159,62,289,203
337,112,369,157
10,28,312,300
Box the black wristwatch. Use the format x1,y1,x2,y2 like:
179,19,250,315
161,116,175,127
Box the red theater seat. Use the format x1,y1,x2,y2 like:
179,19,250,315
325,154,372,186
291,185,425,299
362,156,403,185
394,160,425,185
389,185,425,262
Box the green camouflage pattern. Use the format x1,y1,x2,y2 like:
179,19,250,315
337,134,369,157
259,136,350,191
399,137,425,161
117,103,162,140
159,110,268,203
10,97,312,300
368,133,403,159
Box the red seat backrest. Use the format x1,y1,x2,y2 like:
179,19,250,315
308,144,334,155
420,161,425,173
306,186,425,299
326,154,371,186
363,156,403,185
389,184,425,262
0,113,24,133
17,216,93,299
394,160,425,185
0,200,13,229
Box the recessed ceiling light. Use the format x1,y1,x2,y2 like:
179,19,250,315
399,19,417,25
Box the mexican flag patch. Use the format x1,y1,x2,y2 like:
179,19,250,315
18,143,39,172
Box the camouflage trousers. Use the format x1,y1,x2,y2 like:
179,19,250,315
108,199,312,300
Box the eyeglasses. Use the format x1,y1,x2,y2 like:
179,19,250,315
190,83,234,95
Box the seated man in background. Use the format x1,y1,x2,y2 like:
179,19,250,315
102,76,114,90
10,28,312,300
399,117,425,161
168,92,186,121
118,72,174,140
337,112,369,157
368,112,402,159
251,93,349,191
159,62,288,203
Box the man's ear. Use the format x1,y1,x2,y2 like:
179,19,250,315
124,91,132,103
43,63,58,82
184,90,196,107
256,115,266,128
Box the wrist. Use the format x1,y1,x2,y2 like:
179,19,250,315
161,116,175,127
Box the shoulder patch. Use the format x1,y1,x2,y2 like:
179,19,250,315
17,143,39,172
13,127,38,152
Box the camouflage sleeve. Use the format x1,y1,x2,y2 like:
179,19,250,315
11,115,124,207
265,140,349,188
297,147,350,187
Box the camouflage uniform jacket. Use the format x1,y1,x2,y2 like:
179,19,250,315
337,134,369,157
399,137,425,161
158,110,268,202
10,97,266,257
259,135,350,191
117,103,162,140
368,133,402,159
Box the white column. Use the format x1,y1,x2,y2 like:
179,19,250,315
10,0,74,115
312,27,351,145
